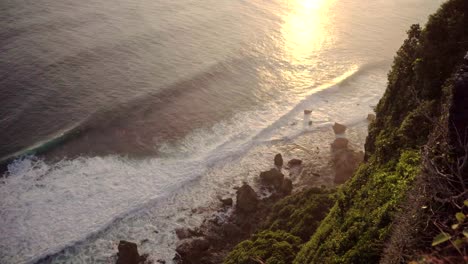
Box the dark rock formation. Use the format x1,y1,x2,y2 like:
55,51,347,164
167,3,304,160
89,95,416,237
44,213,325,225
332,122,347,134
280,178,293,195
304,109,313,115
331,138,349,150
175,237,210,263
274,153,284,167
220,197,233,207
235,183,258,213
287,159,302,167
116,240,147,264
259,168,284,189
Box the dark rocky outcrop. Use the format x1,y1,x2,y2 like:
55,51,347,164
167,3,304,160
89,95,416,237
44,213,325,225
280,178,293,195
259,168,284,189
274,153,284,167
331,138,349,150
175,237,210,263
116,240,147,264
287,159,302,167
332,122,347,134
220,197,233,207
235,183,258,213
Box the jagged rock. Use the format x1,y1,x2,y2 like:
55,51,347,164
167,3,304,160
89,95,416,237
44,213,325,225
287,159,302,167
331,138,349,150
235,183,258,213
220,197,233,207
304,109,312,115
259,168,284,189
274,153,283,167
175,237,210,262
367,113,376,122
280,178,293,195
332,122,347,134
116,240,146,264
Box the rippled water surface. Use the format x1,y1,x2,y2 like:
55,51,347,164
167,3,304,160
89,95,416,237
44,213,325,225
0,0,443,263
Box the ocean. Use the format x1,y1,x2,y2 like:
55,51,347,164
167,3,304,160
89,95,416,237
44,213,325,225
0,0,443,263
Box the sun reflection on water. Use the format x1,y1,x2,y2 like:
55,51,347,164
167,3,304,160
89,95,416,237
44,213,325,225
281,0,336,65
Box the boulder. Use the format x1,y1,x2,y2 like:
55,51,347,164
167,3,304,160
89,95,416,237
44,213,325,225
331,138,349,150
220,197,233,207
332,122,347,134
280,178,293,195
367,113,376,122
287,159,302,167
116,240,146,264
175,237,210,261
235,183,258,213
274,153,283,167
259,169,284,189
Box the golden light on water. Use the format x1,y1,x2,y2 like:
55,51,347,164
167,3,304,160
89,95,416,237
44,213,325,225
281,0,335,65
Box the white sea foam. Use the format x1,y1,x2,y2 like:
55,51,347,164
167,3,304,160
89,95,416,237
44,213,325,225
0,65,386,264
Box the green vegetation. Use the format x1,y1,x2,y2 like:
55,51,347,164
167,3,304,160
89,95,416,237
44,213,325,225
224,188,335,264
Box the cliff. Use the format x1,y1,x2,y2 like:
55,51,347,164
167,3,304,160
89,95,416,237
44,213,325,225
224,0,468,263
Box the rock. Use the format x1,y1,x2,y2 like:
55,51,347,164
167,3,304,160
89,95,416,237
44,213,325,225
175,228,193,240
221,222,242,240
116,240,146,264
332,122,347,134
259,169,284,189
287,159,302,167
367,113,376,122
235,183,258,213
304,109,312,115
274,153,283,167
308,121,313,126
175,237,210,261
220,197,233,207
331,138,349,150
280,178,293,195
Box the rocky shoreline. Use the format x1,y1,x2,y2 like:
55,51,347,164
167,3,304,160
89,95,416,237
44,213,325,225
115,122,365,264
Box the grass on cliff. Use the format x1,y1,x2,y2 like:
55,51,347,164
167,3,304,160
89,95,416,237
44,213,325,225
224,188,335,264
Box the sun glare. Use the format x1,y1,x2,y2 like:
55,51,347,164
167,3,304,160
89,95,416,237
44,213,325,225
281,0,335,65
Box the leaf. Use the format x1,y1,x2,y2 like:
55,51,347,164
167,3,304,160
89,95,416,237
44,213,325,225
463,229,468,238
432,232,451,246
452,224,459,230
456,212,466,223
464,200,468,207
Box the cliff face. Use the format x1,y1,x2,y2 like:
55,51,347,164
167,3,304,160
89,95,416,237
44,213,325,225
225,0,468,263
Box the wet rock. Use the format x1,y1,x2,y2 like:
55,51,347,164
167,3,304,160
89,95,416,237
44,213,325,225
116,240,146,264
287,159,302,167
308,120,313,126
274,153,283,167
304,109,312,115
367,113,376,122
259,168,284,189
332,122,347,134
331,138,349,150
220,197,233,207
175,237,210,262
235,183,258,213
280,178,293,195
